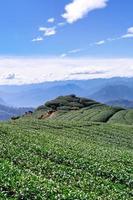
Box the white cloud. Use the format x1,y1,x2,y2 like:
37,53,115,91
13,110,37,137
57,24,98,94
88,40,106,47
107,38,119,42
122,27,133,38
58,22,66,27
70,70,106,76
60,54,67,58
60,49,82,58
68,48,82,53
122,34,133,39
104,27,133,41
0,57,133,85
39,26,56,36
122,33,133,38
95,40,105,45
127,27,133,33
62,0,108,23
47,18,55,23
32,37,43,42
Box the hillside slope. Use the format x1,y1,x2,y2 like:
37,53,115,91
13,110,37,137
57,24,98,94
31,95,133,125
0,94,133,199
0,119,133,199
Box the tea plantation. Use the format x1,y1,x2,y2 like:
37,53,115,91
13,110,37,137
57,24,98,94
34,95,133,125
0,95,133,199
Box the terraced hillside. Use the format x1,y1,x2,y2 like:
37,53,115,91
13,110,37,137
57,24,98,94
0,95,133,199
0,119,133,199
32,95,133,125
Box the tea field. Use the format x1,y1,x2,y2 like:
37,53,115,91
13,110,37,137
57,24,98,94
33,95,133,125
0,118,133,199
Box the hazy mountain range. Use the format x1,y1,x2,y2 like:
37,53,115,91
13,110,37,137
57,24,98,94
0,104,34,121
106,99,133,109
0,77,133,108
90,85,133,102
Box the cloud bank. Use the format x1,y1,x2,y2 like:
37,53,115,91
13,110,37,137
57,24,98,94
0,57,133,85
5,73,16,80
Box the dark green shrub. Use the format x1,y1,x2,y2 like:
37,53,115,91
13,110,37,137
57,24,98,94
36,105,46,111
68,102,84,108
58,106,72,111
45,100,61,110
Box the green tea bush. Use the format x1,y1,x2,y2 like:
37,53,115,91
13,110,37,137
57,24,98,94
0,119,133,199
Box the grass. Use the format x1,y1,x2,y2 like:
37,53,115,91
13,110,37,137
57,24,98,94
0,118,133,199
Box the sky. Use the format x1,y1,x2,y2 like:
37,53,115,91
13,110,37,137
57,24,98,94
0,0,133,84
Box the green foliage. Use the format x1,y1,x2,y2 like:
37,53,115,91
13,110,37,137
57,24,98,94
51,104,125,124
0,119,133,199
1,95,133,199
36,105,46,111
35,95,131,124
11,116,20,120
41,95,102,112
108,109,133,125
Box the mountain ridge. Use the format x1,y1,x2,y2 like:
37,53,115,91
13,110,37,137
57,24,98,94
90,84,133,102
0,77,133,107
106,99,133,108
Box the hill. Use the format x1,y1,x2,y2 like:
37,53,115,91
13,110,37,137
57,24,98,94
21,95,133,125
0,104,34,121
26,95,133,125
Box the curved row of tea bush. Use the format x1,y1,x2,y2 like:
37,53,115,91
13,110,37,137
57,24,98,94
0,119,133,199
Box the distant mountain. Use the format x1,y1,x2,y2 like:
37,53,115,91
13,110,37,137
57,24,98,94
0,77,133,107
0,84,86,107
90,85,133,102
106,99,133,109
0,104,34,121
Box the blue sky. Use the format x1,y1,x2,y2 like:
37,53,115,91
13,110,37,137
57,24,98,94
0,0,133,84
0,0,132,57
